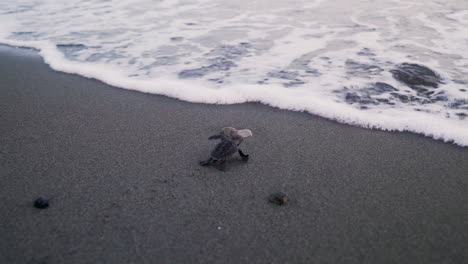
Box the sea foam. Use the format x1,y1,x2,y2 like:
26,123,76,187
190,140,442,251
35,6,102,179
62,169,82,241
1,0,467,146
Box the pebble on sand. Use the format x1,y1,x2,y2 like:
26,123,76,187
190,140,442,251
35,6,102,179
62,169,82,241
33,197,49,209
268,192,289,206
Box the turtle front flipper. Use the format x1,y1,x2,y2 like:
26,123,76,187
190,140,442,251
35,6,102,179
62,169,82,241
199,158,216,166
208,135,223,140
238,149,249,162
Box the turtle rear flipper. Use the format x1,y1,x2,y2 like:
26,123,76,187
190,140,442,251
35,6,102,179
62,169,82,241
238,149,249,162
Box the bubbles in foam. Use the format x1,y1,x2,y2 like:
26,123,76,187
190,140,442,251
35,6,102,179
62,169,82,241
0,0,467,146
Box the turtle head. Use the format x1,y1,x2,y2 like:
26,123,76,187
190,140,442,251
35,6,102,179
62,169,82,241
221,127,253,138
221,127,237,137
237,129,253,138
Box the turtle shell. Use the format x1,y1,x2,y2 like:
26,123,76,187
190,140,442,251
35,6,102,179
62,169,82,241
211,138,238,160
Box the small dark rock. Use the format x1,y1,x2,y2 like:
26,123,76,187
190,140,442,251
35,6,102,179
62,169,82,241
345,92,361,103
284,80,305,87
373,82,397,93
34,197,49,209
448,99,468,109
268,192,289,206
170,36,184,42
268,70,299,80
345,59,383,76
411,86,429,94
357,48,376,57
344,92,377,105
390,92,418,103
431,95,448,102
390,63,442,89
178,58,236,79
376,98,390,104
305,69,319,74
207,44,252,60
456,113,467,119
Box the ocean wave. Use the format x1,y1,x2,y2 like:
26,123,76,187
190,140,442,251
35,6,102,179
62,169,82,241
1,0,467,146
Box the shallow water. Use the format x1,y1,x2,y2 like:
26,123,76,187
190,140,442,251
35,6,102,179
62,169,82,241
1,0,467,145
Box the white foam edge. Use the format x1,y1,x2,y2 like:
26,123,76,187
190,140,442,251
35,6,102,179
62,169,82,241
1,38,467,147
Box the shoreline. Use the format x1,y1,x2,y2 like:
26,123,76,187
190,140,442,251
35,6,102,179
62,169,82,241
1,45,467,263
0,43,466,147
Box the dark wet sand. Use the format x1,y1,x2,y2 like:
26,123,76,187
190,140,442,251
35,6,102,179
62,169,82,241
0,45,467,264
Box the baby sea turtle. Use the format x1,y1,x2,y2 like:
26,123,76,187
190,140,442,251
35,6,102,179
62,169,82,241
199,127,253,171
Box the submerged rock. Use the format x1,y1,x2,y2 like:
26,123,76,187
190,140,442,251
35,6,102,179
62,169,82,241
268,70,299,80
284,80,306,87
33,197,49,209
344,92,376,105
178,58,236,79
339,63,450,108
268,192,289,206
345,59,383,77
357,48,376,57
448,99,468,109
389,92,421,103
390,63,442,89
170,36,184,42
207,43,253,60
372,82,398,94
342,82,397,106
